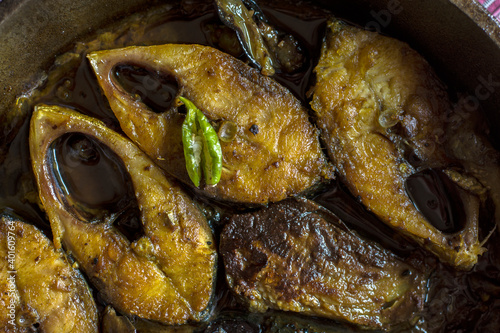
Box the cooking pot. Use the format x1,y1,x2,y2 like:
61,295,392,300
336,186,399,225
0,0,499,331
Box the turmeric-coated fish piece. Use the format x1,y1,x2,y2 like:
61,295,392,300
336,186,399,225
310,20,485,269
87,44,331,205
220,198,427,330
30,105,217,325
0,215,98,332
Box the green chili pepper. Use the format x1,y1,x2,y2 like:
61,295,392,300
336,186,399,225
181,97,201,187
180,97,222,187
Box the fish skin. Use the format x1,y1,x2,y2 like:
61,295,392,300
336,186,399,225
0,215,98,332
29,105,217,325
220,198,427,330
309,20,484,270
87,43,332,205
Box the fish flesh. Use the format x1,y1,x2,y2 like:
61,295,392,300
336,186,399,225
220,198,427,330
87,43,332,205
0,215,98,332
309,20,486,269
29,105,217,324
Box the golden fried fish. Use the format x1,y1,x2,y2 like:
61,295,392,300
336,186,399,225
87,43,331,205
310,20,485,269
30,105,216,325
220,198,427,330
0,215,98,332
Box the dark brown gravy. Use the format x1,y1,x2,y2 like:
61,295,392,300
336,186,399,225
1,1,499,332
404,169,466,234
51,133,133,213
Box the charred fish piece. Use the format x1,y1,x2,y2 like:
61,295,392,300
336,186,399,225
309,20,486,270
87,43,331,205
30,105,217,325
0,215,98,332
220,198,427,330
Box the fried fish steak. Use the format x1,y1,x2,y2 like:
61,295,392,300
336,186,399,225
87,44,331,205
29,105,217,325
0,215,98,332
309,20,485,270
220,198,427,330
